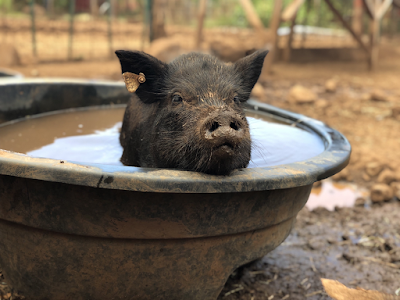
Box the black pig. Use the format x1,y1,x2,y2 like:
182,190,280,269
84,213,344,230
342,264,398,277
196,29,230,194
115,50,268,175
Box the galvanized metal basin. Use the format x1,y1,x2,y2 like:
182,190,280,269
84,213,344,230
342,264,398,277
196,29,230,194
0,79,351,300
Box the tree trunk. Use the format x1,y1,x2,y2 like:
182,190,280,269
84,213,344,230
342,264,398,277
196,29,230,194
283,13,297,62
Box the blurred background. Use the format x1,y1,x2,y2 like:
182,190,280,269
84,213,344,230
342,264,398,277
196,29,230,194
1,0,399,77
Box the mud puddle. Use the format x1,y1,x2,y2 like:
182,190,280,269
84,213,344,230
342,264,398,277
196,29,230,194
307,180,368,211
0,106,325,168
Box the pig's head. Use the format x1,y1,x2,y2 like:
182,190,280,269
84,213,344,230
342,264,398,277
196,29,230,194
115,50,268,175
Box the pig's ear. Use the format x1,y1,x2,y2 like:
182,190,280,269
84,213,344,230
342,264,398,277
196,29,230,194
115,50,168,103
234,50,269,95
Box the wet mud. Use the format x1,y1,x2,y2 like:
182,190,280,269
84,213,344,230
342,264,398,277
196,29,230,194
219,201,400,300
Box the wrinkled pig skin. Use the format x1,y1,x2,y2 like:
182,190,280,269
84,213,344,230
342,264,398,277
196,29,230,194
115,50,268,175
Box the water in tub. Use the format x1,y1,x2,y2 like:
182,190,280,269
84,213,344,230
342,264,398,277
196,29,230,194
0,106,358,210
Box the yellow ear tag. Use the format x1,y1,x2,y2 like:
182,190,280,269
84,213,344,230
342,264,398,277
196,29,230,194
122,72,146,93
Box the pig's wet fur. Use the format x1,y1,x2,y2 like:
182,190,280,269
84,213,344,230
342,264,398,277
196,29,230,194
116,50,268,175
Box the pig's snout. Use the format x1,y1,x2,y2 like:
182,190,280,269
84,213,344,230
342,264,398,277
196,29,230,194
201,110,247,151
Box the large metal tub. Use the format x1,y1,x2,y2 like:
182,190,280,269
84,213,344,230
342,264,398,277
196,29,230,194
0,79,351,300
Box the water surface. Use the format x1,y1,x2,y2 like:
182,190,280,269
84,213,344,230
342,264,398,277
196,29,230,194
0,106,325,168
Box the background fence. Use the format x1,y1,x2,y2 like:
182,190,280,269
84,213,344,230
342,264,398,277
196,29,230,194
0,0,399,64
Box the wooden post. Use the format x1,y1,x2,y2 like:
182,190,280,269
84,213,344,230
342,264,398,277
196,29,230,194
152,0,167,40
281,0,304,21
316,0,322,26
68,0,75,60
369,16,380,70
1,1,7,44
376,0,393,19
239,0,265,46
30,0,37,58
364,0,393,70
281,0,304,62
283,14,297,62
90,0,98,17
107,0,114,58
363,0,376,18
389,4,398,37
301,0,311,48
195,0,207,49
47,0,54,16
145,0,153,42
352,0,363,35
263,0,283,74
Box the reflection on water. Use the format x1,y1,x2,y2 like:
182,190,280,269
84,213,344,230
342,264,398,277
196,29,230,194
307,180,367,211
246,117,325,168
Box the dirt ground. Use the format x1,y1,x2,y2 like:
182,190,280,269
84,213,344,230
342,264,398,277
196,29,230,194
218,201,400,300
1,24,400,299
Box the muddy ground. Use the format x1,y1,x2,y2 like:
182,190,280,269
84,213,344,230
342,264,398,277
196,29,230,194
1,23,400,299
218,201,400,300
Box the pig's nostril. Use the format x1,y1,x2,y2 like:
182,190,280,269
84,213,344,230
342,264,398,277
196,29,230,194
230,121,240,131
209,122,220,132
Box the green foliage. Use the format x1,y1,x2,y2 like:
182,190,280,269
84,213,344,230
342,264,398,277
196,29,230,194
204,0,356,30
205,0,246,28
0,0,13,10
253,0,294,26
1,0,72,14
294,0,354,28
252,0,273,26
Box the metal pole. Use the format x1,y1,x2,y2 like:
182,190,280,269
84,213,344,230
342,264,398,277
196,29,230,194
68,0,75,60
107,0,114,58
30,0,37,58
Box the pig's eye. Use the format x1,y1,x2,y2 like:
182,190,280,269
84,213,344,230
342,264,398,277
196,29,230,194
233,96,240,104
172,94,183,103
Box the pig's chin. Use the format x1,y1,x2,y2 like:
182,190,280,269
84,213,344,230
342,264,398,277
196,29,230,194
199,145,250,176
214,143,235,156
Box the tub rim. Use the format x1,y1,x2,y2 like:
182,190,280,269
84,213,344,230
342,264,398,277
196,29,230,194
0,79,351,193
0,68,24,79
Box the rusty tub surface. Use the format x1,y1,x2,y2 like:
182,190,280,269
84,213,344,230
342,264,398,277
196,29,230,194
0,79,351,300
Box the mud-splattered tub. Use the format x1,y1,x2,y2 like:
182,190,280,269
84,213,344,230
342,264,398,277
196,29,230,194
0,79,350,300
